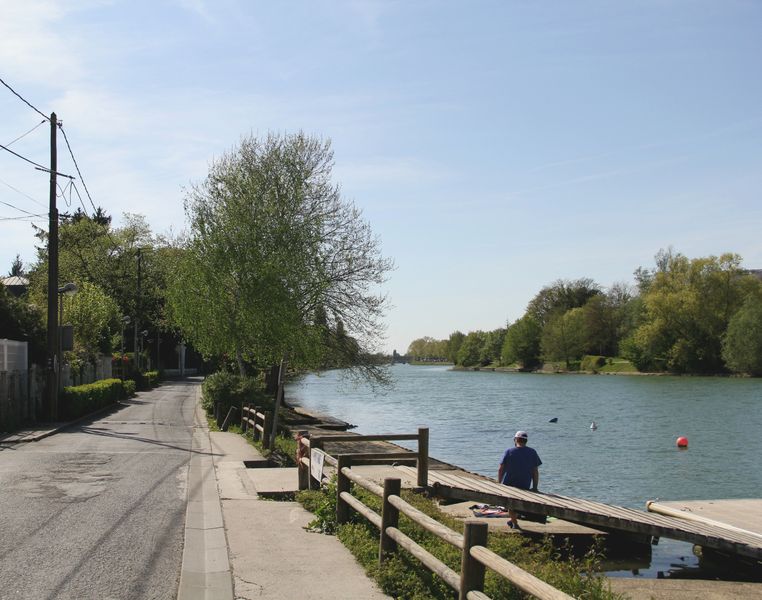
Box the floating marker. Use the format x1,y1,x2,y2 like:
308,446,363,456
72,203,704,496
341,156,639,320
676,436,688,448
590,421,597,430
549,417,558,423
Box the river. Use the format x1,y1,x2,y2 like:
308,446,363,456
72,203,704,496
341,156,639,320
287,364,762,577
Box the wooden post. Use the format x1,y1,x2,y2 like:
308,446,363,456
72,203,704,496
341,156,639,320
268,356,287,449
336,455,352,525
241,405,248,434
261,411,270,449
417,427,429,488
297,437,309,491
221,406,236,431
309,439,323,490
459,519,488,600
379,478,401,565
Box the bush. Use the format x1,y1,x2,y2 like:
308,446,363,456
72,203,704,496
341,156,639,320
201,370,270,422
123,379,136,397
62,378,131,420
581,355,607,372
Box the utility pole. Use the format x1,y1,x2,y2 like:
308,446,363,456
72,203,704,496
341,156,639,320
46,113,58,420
134,248,141,372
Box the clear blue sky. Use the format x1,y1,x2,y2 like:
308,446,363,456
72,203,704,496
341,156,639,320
2,1,761,354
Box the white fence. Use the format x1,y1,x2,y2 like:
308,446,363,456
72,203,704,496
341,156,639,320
0,339,28,372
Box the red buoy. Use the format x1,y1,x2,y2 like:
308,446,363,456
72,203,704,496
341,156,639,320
676,436,689,448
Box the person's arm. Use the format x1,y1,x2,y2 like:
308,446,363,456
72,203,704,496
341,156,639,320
531,467,539,492
498,463,504,483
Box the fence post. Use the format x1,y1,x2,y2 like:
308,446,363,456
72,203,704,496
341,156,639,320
459,519,488,600
297,436,309,491
261,411,270,449
336,455,352,525
242,405,249,434
417,427,429,488
309,438,323,490
379,477,401,565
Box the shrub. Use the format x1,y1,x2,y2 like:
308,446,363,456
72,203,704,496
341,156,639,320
61,378,130,420
123,379,136,397
581,355,607,372
201,370,271,421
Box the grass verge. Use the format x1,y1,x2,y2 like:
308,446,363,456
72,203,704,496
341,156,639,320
297,481,624,600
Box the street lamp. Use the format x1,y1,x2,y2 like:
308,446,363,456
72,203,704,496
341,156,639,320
57,282,78,394
120,315,131,379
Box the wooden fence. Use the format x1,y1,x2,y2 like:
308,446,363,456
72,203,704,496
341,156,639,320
334,458,572,600
241,405,269,449
0,367,45,432
297,428,429,490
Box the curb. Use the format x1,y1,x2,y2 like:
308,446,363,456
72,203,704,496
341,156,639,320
0,399,129,443
177,389,234,600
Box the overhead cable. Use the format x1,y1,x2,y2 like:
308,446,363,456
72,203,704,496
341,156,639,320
0,176,47,209
5,119,47,147
58,124,97,213
0,76,49,120
0,197,41,216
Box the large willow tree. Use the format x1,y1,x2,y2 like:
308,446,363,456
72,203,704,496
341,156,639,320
168,132,392,377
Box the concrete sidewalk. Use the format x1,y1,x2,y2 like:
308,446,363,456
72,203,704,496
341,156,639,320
181,411,389,600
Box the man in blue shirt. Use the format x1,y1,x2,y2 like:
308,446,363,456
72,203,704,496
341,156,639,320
498,430,541,529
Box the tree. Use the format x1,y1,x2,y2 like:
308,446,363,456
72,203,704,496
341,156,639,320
722,294,762,375
446,331,465,363
167,132,392,378
8,254,24,277
0,284,45,364
457,331,487,366
629,251,760,373
526,278,601,326
541,308,587,369
62,281,121,360
480,328,506,365
501,315,542,368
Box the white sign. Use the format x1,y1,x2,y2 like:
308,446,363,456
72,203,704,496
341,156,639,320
310,448,326,483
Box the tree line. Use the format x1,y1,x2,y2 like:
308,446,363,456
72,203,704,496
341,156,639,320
407,249,762,376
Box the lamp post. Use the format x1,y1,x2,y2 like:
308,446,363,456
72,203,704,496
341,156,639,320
57,282,78,398
140,330,148,371
120,315,131,379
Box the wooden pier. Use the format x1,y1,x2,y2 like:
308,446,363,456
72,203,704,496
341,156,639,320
402,466,762,563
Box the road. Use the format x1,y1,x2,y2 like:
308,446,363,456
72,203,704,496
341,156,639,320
0,379,200,600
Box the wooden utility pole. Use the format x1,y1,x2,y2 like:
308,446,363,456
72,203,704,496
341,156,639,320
268,356,287,449
45,113,58,420
134,248,141,371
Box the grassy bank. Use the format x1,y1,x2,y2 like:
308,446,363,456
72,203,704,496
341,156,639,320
297,482,623,600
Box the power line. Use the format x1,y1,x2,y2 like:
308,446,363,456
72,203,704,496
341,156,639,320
0,76,49,121
0,197,40,216
5,119,47,147
58,124,97,214
0,176,47,209
0,213,46,221
0,141,74,178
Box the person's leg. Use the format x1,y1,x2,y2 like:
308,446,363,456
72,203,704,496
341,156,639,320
508,509,520,528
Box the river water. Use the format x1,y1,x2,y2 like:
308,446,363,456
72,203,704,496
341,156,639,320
287,364,762,577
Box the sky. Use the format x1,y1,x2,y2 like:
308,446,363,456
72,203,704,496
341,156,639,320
1,0,761,354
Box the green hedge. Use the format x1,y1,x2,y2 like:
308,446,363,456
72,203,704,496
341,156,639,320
581,355,607,372
62,378,133,420
201,371,271,421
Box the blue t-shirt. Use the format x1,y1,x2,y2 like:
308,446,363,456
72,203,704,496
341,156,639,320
500,446,542,489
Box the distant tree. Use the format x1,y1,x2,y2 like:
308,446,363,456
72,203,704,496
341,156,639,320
447,330,465,363
457,330,487,366
501,315,542,368
722,294,762,376
62,281,121,360
541,308,587,369
480,328,506,365
629,251,760,373
527,278,601,326
580,294,616,356
8,254,24,277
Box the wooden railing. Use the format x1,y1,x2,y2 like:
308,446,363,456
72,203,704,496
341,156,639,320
297,428,429,490
241,405,269,449
334,458,573,600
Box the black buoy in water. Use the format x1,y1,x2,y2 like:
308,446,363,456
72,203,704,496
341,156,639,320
548,417,558,423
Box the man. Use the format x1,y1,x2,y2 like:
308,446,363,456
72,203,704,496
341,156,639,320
497,430,541,529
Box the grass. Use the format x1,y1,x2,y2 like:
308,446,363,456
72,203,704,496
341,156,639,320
297,482,625,600
597,359,638,374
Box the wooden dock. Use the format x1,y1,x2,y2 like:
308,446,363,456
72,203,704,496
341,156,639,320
390,466,762,563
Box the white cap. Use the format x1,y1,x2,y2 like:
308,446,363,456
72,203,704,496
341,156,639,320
514,430,528,440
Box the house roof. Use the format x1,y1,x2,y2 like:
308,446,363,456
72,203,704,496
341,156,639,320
2,276,29,286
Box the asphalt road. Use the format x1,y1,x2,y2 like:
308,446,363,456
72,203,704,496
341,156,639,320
0,379,200,600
